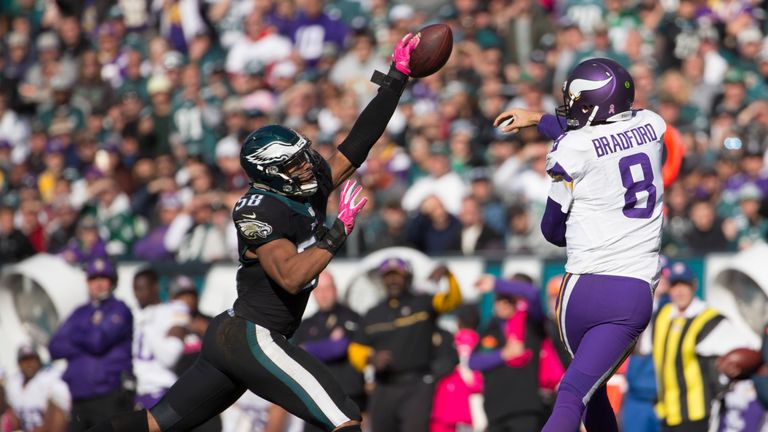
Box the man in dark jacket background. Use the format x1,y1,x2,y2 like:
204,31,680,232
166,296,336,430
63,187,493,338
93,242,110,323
49,257,133,431
293,271,365,432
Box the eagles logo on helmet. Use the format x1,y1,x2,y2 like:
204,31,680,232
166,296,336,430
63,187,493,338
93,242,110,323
556,58,635,131
239,125,320,197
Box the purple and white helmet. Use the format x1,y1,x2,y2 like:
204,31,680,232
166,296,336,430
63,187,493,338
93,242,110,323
556,58,634,130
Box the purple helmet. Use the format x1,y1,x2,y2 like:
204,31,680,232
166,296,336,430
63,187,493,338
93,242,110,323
557,58,634,130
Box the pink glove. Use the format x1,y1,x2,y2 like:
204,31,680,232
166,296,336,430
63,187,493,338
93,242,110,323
337,180,368,235
392,32,421,75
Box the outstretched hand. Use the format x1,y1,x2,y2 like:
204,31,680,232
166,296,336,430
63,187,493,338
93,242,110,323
337,180,368,235
392,32,421,76
493,109,544,134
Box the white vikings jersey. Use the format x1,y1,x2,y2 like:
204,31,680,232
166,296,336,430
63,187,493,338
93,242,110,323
545,109,666,283
133,301,190,396
6,368,71,431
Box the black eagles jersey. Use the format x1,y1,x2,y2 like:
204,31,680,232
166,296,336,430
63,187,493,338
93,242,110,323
231,158,333,337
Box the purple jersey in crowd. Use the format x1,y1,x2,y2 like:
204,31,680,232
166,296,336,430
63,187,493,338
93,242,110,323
49,296,133,400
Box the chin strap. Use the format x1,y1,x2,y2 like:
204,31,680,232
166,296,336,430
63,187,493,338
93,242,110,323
585,106,600,127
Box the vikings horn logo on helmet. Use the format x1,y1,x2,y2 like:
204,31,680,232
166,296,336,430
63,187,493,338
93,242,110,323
568,75,613,106
245,136,308,165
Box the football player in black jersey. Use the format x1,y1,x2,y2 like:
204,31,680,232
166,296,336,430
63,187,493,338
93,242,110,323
90,34,422,432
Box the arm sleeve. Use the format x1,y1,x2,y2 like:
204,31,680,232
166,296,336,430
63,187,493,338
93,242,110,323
303,337,351,363
432,273,463,314
493,279,543,322
537,114,566,140
48,318,79,360
541,182,572,247
337,74,405,167
348,342,372,372
469,350,505,371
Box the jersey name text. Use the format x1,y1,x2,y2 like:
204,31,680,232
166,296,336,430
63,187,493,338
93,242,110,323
591,123,658,158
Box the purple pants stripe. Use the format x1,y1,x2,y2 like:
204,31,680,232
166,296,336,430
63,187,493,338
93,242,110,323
544,273,653,432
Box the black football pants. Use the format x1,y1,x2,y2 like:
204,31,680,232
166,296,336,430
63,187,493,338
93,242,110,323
149,310,361,431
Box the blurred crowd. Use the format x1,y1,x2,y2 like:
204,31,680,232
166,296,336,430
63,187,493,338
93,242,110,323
1,0,767,268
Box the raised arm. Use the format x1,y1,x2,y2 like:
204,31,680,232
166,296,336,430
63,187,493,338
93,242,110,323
429,265,463,314
493,278,544,322
494,109,565,140
255,180,367,294
328,34,419,188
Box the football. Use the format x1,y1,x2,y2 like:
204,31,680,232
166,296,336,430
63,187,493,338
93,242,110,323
717,348,764,380
408,23,453,78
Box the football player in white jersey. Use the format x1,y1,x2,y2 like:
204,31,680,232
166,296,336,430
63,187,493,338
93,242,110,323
132,268,190,409
6,344,71,432
495,57,665,432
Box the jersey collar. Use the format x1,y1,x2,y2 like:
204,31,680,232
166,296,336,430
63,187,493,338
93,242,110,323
249,186,314,218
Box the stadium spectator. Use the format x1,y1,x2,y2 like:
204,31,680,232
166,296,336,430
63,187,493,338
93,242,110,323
131,268,189,410
330,29,389,103
132,194,182,261
46,198,80,253
542,275,571,369
471,275,545,431
729,183,768,250
450,196,504,255
59,215,109,264
0,203,36,264
293,272,365,432
406,195,462,255
683,200,732,254
402,143,468,216
368,201,411,251
430,305,486,432
349,260,462,432
164,194,228,263
0,94,29,161
652,262,751,432
5,344,70,432
48,258,133,431
467,168,507,237
225,10,292,75
290,0,348,66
